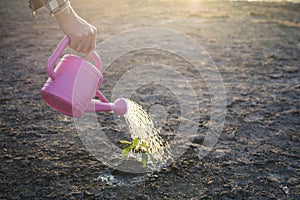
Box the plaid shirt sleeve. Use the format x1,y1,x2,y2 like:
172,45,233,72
28,0,69,16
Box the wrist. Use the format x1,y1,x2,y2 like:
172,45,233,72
54,2,73,20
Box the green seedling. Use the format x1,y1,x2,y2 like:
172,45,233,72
120,138,154,166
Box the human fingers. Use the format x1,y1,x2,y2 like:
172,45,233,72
75,37,89,53
82,35,93,54
85,26,97,54
69,36,82,52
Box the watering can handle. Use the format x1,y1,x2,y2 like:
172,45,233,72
46,36,102,80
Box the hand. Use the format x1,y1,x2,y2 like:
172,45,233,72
54,4,97,55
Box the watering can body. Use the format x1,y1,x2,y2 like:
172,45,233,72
40,36,127,117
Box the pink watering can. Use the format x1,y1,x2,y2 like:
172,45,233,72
40,36,127,118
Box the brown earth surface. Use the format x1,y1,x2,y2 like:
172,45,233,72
0,0,299,199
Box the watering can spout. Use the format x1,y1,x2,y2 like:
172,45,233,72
112,98,128,115
86,98,128,116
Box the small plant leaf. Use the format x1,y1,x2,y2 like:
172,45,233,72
141,142,147,147
120,140,132,145
131,138,140,149
121,146,131,157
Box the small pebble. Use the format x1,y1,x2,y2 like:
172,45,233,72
282,186,289,195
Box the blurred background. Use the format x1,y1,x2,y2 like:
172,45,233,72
0,0,299,199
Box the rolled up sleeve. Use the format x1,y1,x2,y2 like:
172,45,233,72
28,0,69,16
